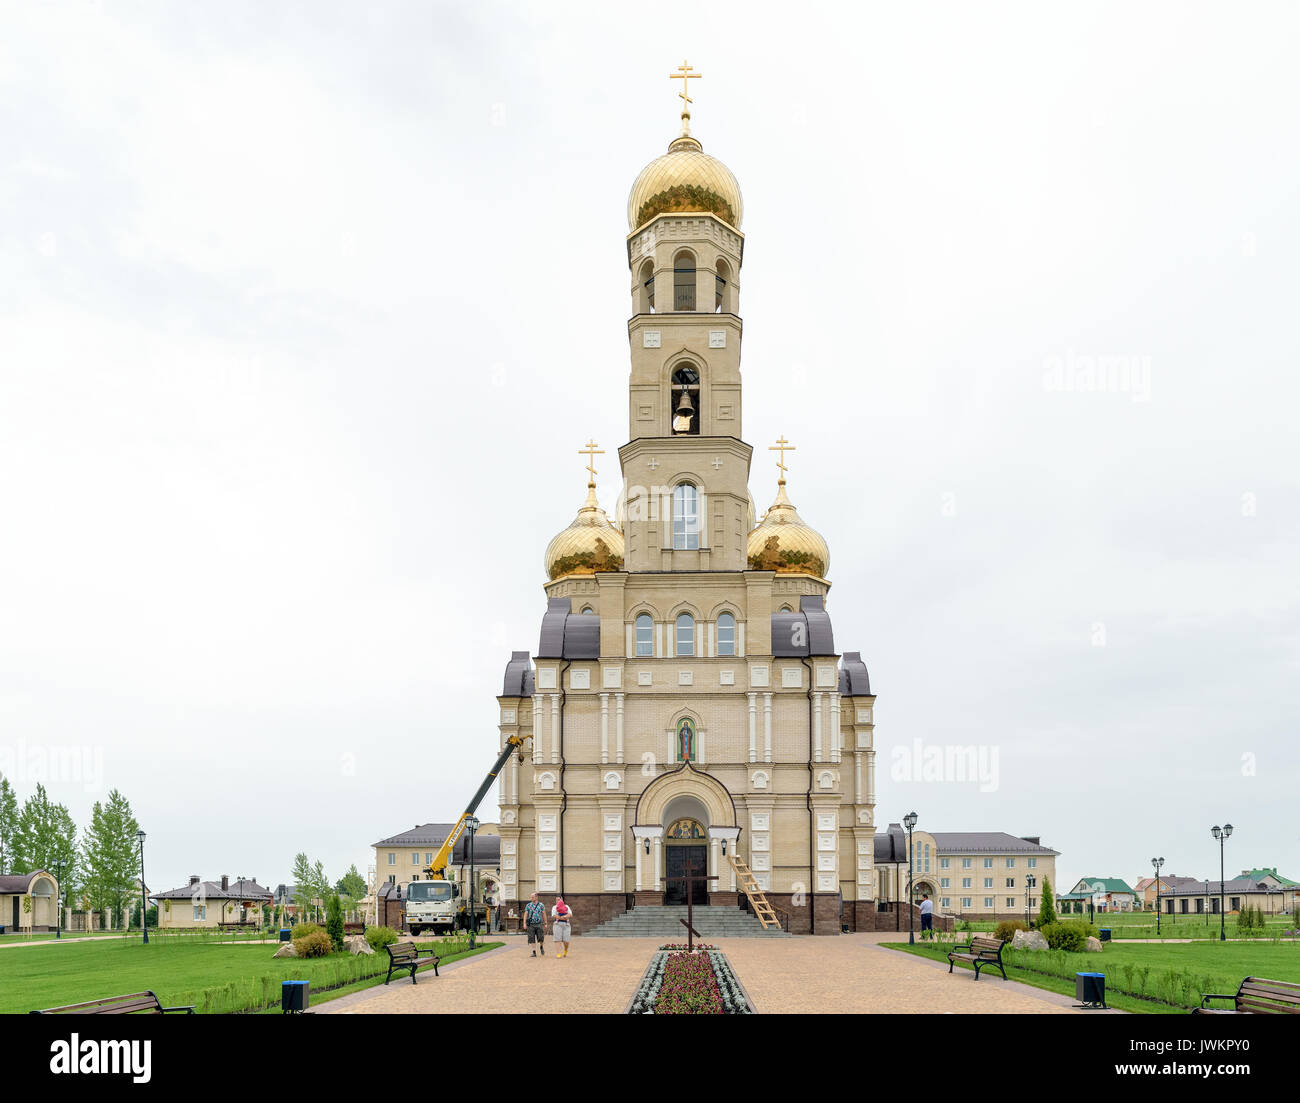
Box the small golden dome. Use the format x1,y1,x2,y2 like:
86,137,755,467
746,479,829,580
545,483,626,581
628,132,743,232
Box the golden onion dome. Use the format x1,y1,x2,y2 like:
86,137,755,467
628,131,743,233
746,479,830,580
545,482,625,582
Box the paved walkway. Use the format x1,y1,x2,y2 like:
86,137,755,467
319,932,1100,1014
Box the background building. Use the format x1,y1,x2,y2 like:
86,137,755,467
151,874,271,929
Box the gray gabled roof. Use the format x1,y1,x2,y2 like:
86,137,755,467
373,822,459,848
501,651,534,697
771,595,836,657
152,877,271,901
537,597,600,660
1162,877,1284,897
928,832,1059,855
838,651,872,697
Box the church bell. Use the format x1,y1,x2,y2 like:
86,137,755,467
674,387,695,418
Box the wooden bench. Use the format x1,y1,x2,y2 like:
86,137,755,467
947,935,1008,981
31,991,194,1015
384,941,441,985
1194,976,1300,1014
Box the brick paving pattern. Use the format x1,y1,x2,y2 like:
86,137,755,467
320,932,1089,1014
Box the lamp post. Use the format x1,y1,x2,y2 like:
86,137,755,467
1025,874,1036,927
903,811,918,945
1151,857,1164,936
54,859,62,939
466,816,480,950
136,830,148,945
1211,824,1232,942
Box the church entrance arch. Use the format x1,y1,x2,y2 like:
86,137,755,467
663,798,709,906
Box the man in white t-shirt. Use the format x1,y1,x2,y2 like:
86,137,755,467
920,893,934,935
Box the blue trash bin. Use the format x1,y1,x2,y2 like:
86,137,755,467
1099,928,1112,942
279,928,292,942
1075,972,1106,1008
281,980,309,1013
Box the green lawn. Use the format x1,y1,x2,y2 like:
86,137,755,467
0,935,501,1013
952,910,1297,941
889,936,1300,1012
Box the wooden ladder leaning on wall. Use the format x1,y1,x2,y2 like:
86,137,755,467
728,854,781,929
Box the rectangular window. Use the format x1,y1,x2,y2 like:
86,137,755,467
984,878,993,889
193,905,206,921
941,898,950,908
412,852,419,865
426,853,433,865
676,617,695,656
962,858,971,869
940,878,950,889
1028,858,1037,868
984,858,993,868
984,898,994,909
1006,898,1015,908
1231,897,1240,910
717,616,735,656
1006,858,1015,868
1180,899,1189,914
961,878,971,889
1006,878,1015,888
673,485,700,550
961,897,971,909
1195,898,1204,914
940,858,950,869
387,853,395,866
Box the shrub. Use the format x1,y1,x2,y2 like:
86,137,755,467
1039,920,1098,951
291,922,323,940
1037,878,1057,928
366,925,401,951
293,929,333,958
326,894,344,952
994,919,1028,943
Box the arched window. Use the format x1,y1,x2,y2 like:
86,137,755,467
671,365,699,435
715,258,731,313
673,251,696,311
673,484,699,549
717,612,735,656
580,606,594,615
640,259,655,313
676,613,695,656
635,613,653,657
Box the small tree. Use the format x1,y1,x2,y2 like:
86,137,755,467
1037,876,1056,928
326,893,344,952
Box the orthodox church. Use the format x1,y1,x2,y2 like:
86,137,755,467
494,66,878,934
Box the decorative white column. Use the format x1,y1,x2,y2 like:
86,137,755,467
634,839,643,892
737,621,745,657
600,693,609,764
830,692,841,763
709,837,719,890
511,752,519,803
747,693,757,762
813,692,823,762
653,837,663,892
854,746,861,804
867,749,877,804
763,693,773,761
532,698,543,765
550,694,560,764
616,693,625,763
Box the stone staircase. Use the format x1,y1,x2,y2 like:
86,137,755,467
585,905,790,938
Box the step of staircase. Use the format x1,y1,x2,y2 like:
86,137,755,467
585,905,790,938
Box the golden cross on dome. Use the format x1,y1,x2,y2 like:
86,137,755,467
769,435,796,480
669,60,701,118
579,439,604,483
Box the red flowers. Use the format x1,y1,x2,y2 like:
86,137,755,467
653,951,724,1014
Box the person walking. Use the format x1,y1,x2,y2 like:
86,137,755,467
919,893,934,938
551,896,574,958
524,892,547,957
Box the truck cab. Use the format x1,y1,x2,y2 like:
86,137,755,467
405,880,457,936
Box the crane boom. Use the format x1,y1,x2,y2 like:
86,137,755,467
422,734,525,880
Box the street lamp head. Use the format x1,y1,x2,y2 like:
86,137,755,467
1223,823,1233,838
136,830,146,842
903,811,918,830
1211,825,1221,840
466,816,480,832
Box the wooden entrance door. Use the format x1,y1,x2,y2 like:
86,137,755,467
665,845,708,905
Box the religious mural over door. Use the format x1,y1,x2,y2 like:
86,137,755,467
676,718,696,762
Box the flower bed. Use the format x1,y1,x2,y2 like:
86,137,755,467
626,948,754,1014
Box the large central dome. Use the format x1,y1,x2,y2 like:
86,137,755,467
627,132,743,233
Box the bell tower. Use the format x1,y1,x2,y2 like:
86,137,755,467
619,63,753,573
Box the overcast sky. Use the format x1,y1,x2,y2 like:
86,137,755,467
1,1,1296,898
